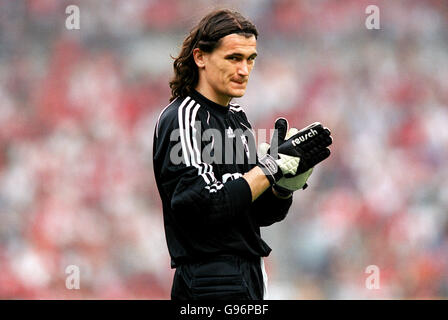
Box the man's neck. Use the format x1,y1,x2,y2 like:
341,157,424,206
195,85,231,107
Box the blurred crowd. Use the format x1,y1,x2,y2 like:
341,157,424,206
0,0,447,299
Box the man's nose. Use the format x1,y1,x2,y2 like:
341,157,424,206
238,61,249,76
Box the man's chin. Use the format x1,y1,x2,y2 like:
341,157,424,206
228,89,246,98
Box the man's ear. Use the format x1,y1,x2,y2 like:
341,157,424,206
193,48,206,69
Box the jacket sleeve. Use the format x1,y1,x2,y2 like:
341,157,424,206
234,108,293,227
251,187,293,227
168,168,252,227
153,105,253,228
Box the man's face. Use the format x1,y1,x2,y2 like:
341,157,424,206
197,33,257,103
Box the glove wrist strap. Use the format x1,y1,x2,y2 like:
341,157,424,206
258,154,283,184
272,184,293,197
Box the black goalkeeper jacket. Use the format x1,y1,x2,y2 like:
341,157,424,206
153,90,293,268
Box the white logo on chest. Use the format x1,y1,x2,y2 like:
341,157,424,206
226,126,235,138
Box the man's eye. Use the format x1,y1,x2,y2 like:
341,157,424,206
227,56,255,62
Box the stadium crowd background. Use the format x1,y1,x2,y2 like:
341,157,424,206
1,0,447,299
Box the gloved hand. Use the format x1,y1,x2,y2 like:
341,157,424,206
259,125,314,195
257,118,332,185
274,167,313,195
258,124,314,195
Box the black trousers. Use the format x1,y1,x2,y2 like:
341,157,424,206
171,255,265,300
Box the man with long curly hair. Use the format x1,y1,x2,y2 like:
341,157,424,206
153,9,332,300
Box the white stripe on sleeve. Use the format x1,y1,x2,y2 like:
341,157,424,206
177,97,192,166
179,97,220,186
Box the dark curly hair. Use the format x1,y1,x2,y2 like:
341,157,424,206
169,9,258,102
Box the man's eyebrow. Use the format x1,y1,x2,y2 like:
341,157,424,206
225,52,258,58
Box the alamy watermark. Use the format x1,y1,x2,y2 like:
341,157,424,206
365,5,380,30
167,121,321,166
169,122,280,166
64,4,379,32
65,5,80,30
65,265,80,290
365,265,380,290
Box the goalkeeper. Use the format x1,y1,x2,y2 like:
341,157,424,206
153,9,332,300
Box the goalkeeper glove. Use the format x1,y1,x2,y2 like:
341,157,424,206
259,125,314,195
257,118,332,185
